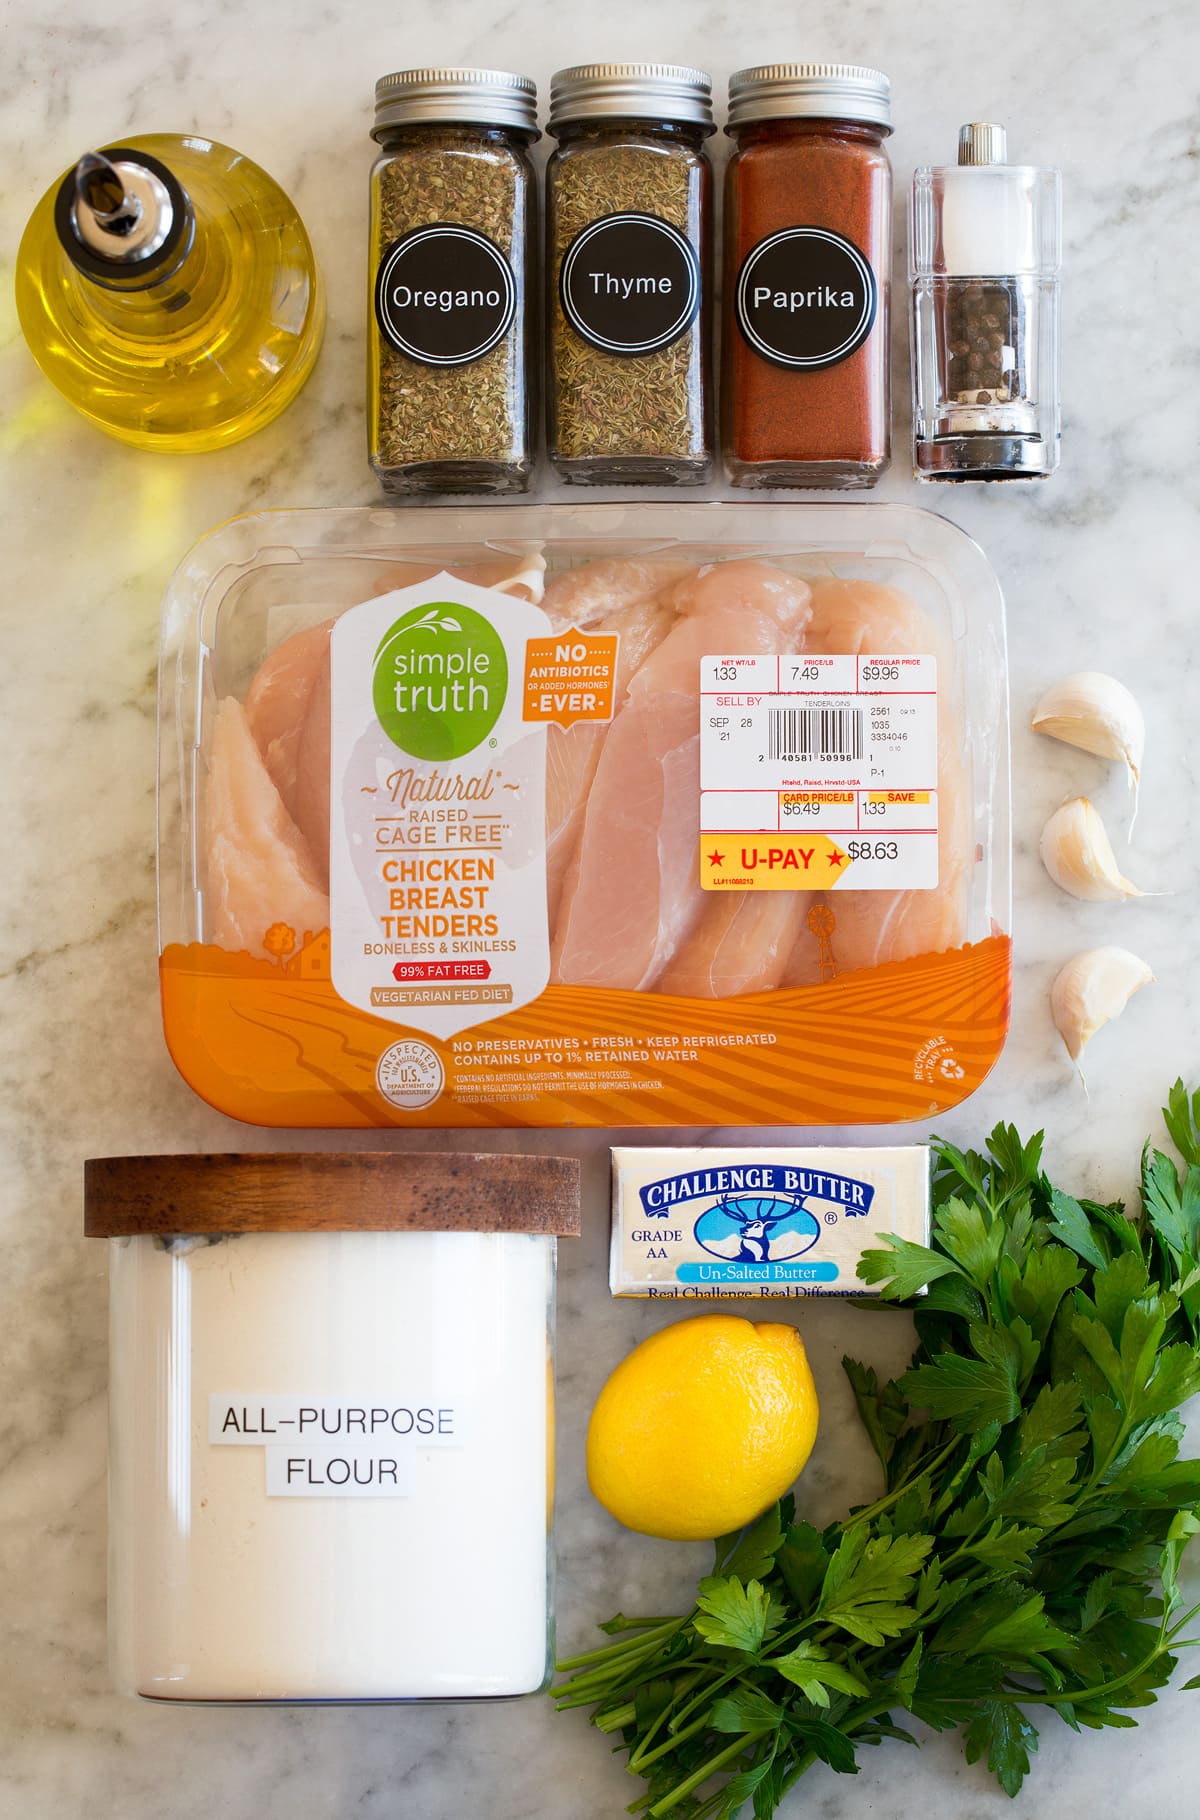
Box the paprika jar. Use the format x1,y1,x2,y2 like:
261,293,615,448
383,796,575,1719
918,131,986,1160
723,64,893,489
87,1151,580,1702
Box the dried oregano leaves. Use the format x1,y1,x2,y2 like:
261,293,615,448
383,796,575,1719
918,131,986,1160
370,131,531,475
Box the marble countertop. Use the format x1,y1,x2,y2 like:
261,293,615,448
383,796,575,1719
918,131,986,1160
2,0,1198,1813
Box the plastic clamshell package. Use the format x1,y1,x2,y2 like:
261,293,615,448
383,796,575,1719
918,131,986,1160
157,502,1011,1128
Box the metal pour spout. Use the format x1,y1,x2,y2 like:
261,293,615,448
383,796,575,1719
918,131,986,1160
67,148,179,268
74,151,143,234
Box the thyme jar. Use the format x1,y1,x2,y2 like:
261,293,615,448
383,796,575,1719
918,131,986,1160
368,69,538,495
546,64,714,485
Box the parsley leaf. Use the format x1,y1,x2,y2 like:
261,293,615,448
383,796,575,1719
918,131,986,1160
710,1688,783,1734
963,1700,1040,1797
857,1233,962,1300
714,1505,786,1585
693,1578,781,1653
841,1357,909,1477
771,1641,869,1707
900,1342,1021,1432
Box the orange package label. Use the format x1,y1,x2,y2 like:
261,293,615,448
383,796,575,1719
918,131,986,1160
159,933,1012,1129
522,625,619,728
701,833,854,891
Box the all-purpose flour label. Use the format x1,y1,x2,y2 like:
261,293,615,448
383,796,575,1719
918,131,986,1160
208,1395,465,1499
330,575,551,1041
699,653,939,892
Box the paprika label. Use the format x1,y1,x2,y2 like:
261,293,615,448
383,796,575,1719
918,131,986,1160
734,226,877,371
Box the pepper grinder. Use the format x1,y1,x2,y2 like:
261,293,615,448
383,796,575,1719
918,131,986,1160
910,123,1061,479
16,135,324,452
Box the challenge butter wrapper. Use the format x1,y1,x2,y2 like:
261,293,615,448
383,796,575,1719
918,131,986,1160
610,1146,930,1298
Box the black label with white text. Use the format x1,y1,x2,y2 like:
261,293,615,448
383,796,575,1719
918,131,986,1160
560,212,701,356
735,226,877,370
375,224,516,366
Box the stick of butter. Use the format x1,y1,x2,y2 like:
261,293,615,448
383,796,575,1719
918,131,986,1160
610,1146,930,1298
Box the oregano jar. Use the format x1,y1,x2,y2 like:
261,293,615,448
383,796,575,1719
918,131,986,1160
723,64,893,489
368,69,538,495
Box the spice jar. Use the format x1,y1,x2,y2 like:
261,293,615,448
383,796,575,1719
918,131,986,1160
87,1152,580,1701
723,64,893,489
546,63,714,484
368,69,538,495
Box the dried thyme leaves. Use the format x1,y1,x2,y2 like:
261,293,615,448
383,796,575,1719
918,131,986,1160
549,142,709,462
370,132,531,475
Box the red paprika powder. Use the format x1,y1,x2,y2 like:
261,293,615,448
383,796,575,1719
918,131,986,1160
723,64,893,488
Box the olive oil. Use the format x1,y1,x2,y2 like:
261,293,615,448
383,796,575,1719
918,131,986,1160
16,134,324,453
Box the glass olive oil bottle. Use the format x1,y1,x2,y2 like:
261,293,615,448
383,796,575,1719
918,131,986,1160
16,134,324,453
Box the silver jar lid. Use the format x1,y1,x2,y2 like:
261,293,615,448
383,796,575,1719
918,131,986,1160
372,68,538,139
548,63,715,132
727,63,892,131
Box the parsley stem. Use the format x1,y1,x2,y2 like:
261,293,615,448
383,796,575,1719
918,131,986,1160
625,1668,707,1765
842,1435,961,1531
660,1660,758,1736
628,1706,717,1770
556,1619,684,1672
593,1701,636,1732
1001,1633,1169,1708
647,1730,772,1816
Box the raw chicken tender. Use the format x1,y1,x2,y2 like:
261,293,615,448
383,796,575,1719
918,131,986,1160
292,658,332,891
657,892,811,999
545,591,675,918
204,697,329,957
540,556,691,631
552,562,812,991
243,619,333,823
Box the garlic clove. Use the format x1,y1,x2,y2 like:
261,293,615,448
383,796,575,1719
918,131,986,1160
1050,945,1154,1064
1032,670,1144,819
1039,796,1144,901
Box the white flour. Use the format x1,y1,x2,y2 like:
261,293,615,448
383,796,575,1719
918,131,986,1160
108,1229,552,1700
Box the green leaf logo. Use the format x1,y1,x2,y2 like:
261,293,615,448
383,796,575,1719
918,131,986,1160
372,600,508,760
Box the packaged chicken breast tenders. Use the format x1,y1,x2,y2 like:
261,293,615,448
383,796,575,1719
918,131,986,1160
158,504,1011,1127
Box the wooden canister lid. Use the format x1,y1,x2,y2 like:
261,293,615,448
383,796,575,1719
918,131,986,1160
84,1152,581,1237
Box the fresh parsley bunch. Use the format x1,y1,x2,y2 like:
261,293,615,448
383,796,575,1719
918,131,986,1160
555,1084,1200,1813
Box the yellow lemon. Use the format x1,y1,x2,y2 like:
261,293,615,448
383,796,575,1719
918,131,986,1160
586,1314,819,1541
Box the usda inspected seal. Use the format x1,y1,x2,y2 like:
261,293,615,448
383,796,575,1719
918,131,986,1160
376,1039,445,1110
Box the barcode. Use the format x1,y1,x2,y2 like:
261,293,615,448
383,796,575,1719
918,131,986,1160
768,707,864,763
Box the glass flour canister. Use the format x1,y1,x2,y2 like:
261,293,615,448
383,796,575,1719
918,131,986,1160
87,1151,580,1701
368,68,539,494
546,63,715,484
